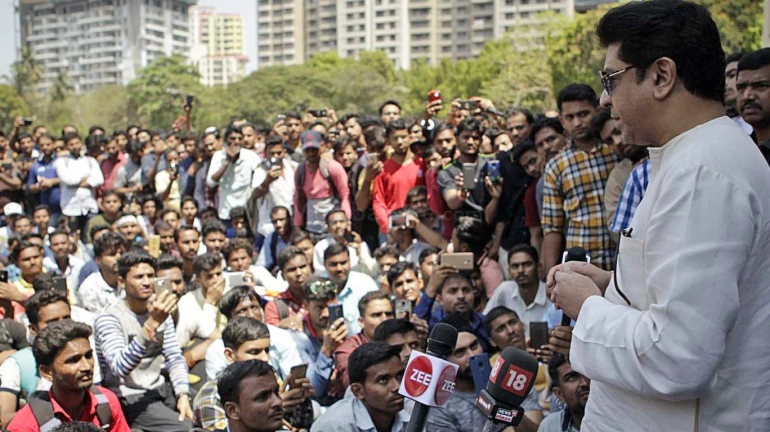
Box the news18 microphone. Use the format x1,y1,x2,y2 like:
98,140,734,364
475,346,539,432
400,323,459,432
560,246,590,326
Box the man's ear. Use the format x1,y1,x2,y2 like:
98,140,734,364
29,324,39,337
39,364,53,382
552,386,564,403
117,275,124,287
351,382,365,400
224,347,236,364
224,401,241,421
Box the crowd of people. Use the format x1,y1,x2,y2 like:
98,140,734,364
0,1,767,431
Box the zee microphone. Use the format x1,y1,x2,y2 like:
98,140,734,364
403,323,458,432
476,346,539,432
560,246,590,326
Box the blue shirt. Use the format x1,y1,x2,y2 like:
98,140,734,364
78,260,100,287
610,160,651,233
419,294,490,352
27,156,61,213
336,271,379,335
290,319,334,397
255,231,289,270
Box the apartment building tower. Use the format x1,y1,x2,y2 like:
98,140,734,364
190,5,248,87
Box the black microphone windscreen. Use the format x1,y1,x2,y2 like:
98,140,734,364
426,323,458,359
486,347,539,407
564,246,588,263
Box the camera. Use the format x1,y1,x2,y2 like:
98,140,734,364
308,109,327,118
262,157,282,169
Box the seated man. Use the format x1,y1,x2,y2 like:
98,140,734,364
333,291,394,390
373,245,399,293
201,220,227,257
373,318,421,367
312,208,376,274
264,246,311,328
177,252,226,344
44,230,85,296
94,251,192,431
217,360,286,432
322,243,379,335
204,286,302,381
175,226,202,283
416,270,490,352
312,342,410,432
387,261,424,306
388,207,445,265
6,320,130,432
290,275,348,399
255,206,293,274
77,232,126,313
484,244,552,336
538,354,590,432
426,313,542,432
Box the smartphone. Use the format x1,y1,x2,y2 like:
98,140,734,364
470,353,492,396
462,163,476,190
343,231,355,243
428,89,442,103
486,160,501,184
226,272,253,288
148,235,161,258
460,99,478,111
395,299,412,319
276,114,286,121
185,95,194,109
308,108,327,118
388,214,407,230
440,252,475,270
154,277,171,296
22,117,34,126
366,152,379,165
53,276,67,293
328,304,344,328
1,163,12,171
529,321,549,350
0,270,7,283
289,364,308,388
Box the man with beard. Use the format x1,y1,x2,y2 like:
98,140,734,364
321,243,379,335
312,342,409,432
175,226,201,283
27,134,62,223
264,246,312,329
724,52,753,134
538,354,591,432
372,119,425,235
5,320,130,432
484,244,551,336
100,135,126,191
529,118,568,216
283,111,305,163
736,48,770,165
426,313,541,432
341,114,366,150
312,209,376,274
542,84,620,274
217,360,286,432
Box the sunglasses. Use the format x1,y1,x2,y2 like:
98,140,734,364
308,280,338,297
599,66,636,96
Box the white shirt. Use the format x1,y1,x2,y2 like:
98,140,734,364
176,288,219,348
483,280,552,338
205,324,303,380
571,117,770,431
77,270,123,313
206,148,261,220
400,240,431,267
43,255,85,301
313,237,377,275
54,154,104,216
251,158,297,236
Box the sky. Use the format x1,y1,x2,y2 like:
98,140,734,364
0,0,258,80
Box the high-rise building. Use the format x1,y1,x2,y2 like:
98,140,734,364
18,0,197,94
190,6,248,87
256,0,573,70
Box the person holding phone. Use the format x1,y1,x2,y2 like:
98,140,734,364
206,125,260,225
177,253,227,345
312,209,376,275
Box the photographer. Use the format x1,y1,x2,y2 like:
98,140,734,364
250,135,296,239
155,148,183,210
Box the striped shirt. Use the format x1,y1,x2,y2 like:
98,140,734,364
94,300,189,398
542,141,620,270
610,159,651,233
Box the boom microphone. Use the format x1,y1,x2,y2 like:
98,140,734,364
402,323,459,432
560,246,590,326
476,346,539,432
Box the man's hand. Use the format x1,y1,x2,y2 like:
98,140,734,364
424,100,443,119
40,178,55,189
321,318,348,357
409,315,429,341
0,281,26,303
280,379,309,412
551,269,602,320
547,261,612,297
266,165,282,183
364,159,383,182
225,143,240,161
13,116,24,129
484,176,502,200
204,277,226,306
453,173,470,201
277,314,304,332
425,264,458,298
28,182,40,193
78,176,90,188
147,290,179,327
486,237,501,261
176,394,193,422
548,325,573,358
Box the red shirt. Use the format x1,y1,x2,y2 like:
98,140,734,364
426,167,453,240
524,180,540,228
100,153,127,192
372,156,425,233
264,288,308,326
6,386,130,432
333,333,369,389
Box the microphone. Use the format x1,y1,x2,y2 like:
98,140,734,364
402,323,459,432
560,246,590,326
476,346,539,432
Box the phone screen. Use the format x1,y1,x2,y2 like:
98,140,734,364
395,300,412,319
328,304,344,328
154,277,171,296
462,163,476,190
529,322,549,350
470,353,491,396
0,271,8,283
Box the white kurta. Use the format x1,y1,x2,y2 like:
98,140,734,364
571,117,770,431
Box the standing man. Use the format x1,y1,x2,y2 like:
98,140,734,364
55,133,104,236
283,111,306,163
27,134,62,224
549,1,770,431
724,52,753,134
379,100,402,125
206,126,260,225
250,137,296,240
736,48,770,165
506,107,534,146
372,119,425,235
541,84,619,274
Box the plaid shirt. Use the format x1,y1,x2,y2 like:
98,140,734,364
542,141,621,270
192,379,227,431
610,159,651,233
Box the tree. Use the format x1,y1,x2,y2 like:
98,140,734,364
49,73,74,103
0,84,29,131
7,46,43,98
127,56,204,130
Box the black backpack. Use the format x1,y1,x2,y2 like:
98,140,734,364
27,387,112,431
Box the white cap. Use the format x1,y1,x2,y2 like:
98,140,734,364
3,202,22,216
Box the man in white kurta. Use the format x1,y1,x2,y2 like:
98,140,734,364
548,2,770,431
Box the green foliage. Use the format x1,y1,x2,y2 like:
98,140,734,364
0,85,28,131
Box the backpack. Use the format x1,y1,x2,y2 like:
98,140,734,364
28,386,112,431
266,231,281,273
295,158,340,227
274,298,291,321
11,347,38,404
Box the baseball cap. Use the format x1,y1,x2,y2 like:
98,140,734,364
3,203,22,216
300,130,323,151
